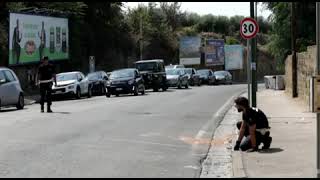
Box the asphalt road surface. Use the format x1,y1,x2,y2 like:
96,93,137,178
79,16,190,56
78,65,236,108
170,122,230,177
0,84,246,178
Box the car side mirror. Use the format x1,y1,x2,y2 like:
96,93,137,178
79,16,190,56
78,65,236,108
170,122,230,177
78,78,83,82
103,76,108,80
0,78,6,85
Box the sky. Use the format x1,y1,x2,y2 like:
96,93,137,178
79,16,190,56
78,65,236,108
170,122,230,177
123,2,272,19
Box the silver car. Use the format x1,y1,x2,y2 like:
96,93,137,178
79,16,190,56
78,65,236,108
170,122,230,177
0,67,24,110
213,71,233,85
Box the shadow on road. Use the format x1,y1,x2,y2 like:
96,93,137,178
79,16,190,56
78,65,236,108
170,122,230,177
107,93,150,98
258,148,284,154
0,108,28,113
50,111,71,115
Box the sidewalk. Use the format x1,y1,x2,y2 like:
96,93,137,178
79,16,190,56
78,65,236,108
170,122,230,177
237,89,316,178
200,89,316,178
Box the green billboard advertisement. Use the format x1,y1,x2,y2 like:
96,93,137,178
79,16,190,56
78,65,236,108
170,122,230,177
9,13,69,65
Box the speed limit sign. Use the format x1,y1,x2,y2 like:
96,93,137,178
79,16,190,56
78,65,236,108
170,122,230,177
240,17,259,39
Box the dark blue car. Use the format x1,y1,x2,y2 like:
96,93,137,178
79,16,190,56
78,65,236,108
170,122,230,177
106,68,145,97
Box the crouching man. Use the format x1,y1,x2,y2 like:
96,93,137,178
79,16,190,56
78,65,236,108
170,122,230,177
233,97,272,152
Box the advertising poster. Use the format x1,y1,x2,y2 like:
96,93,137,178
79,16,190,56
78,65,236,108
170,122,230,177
205,39,225,66
224,45,244,70
179,36,201,65
9,13,69,65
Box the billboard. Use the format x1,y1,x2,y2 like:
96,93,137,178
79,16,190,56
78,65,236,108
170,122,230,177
9,13,69,65
179,36,201,65
205,39,225,66
224,45,244,70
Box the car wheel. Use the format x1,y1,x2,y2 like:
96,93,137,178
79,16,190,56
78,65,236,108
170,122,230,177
16,93,24,110
162,85,167,92
153,86,159,92
177,82,182,89
87,87,92,98
106,92,111,98
134,86,139,96
101,85,106,95
141,86,145,95
75,87,81,99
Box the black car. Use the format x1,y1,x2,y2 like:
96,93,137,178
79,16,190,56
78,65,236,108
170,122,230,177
184,68,201,86
197,69,216,85
86,71,108,96
106,68,145,97
134,59,167,92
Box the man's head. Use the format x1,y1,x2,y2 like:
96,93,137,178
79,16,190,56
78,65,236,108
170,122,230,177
42,56,49,65
234,97,249,113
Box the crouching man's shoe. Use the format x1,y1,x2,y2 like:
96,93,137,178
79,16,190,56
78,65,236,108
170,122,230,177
262,137,272,149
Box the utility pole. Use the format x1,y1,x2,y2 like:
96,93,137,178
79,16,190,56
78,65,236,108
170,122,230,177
292,2,298,97
140,12,143,61
250,2,257,107
316,2,320,177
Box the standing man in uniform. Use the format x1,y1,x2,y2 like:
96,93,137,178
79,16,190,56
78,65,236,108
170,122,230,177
233,97,272,152
38,21,46,61
36,56,57,113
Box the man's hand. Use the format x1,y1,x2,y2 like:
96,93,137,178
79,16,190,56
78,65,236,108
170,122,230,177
234,140,241,151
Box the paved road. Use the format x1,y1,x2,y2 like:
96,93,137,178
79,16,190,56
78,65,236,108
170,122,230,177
0,84,245,178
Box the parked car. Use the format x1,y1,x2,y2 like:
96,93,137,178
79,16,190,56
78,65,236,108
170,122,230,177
106,68,145,97
197,69,216,85
214,70,233,85
52,71,92,99
184,68,201,86
166,68,189,89
86,71,108,96
165,64,185,69
134,59,167,92
0,67,24,110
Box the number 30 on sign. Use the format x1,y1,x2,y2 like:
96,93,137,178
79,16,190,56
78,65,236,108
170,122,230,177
240,17,259,39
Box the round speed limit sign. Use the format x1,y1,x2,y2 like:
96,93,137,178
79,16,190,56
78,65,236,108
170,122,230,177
240,17,259,39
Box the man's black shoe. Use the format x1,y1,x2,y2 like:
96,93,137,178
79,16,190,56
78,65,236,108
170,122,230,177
41,109,44,113
262,137,272,149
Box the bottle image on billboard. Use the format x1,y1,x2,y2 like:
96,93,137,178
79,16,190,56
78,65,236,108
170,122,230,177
50,27,55,53
62,28,67,53
56,27,61,52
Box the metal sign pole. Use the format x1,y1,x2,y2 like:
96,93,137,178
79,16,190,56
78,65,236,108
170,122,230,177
247,39,251,105
316,2,320,177
250,2,257,107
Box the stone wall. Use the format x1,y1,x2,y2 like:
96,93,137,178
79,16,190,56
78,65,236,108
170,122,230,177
285,45,316,105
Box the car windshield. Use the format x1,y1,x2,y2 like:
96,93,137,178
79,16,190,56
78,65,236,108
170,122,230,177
185,69,193,74
197,70,209,75
87,73,99,80
57,73,78,81
214,71,225,76
110,69,134,79
135,62,157,71
166,69,180,75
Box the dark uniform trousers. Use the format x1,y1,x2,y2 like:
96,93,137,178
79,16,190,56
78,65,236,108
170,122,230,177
40,82,53,107
236,121,271,151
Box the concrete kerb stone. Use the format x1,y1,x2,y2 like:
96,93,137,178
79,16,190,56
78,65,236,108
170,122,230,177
232,92,248,178
197,90,246,178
